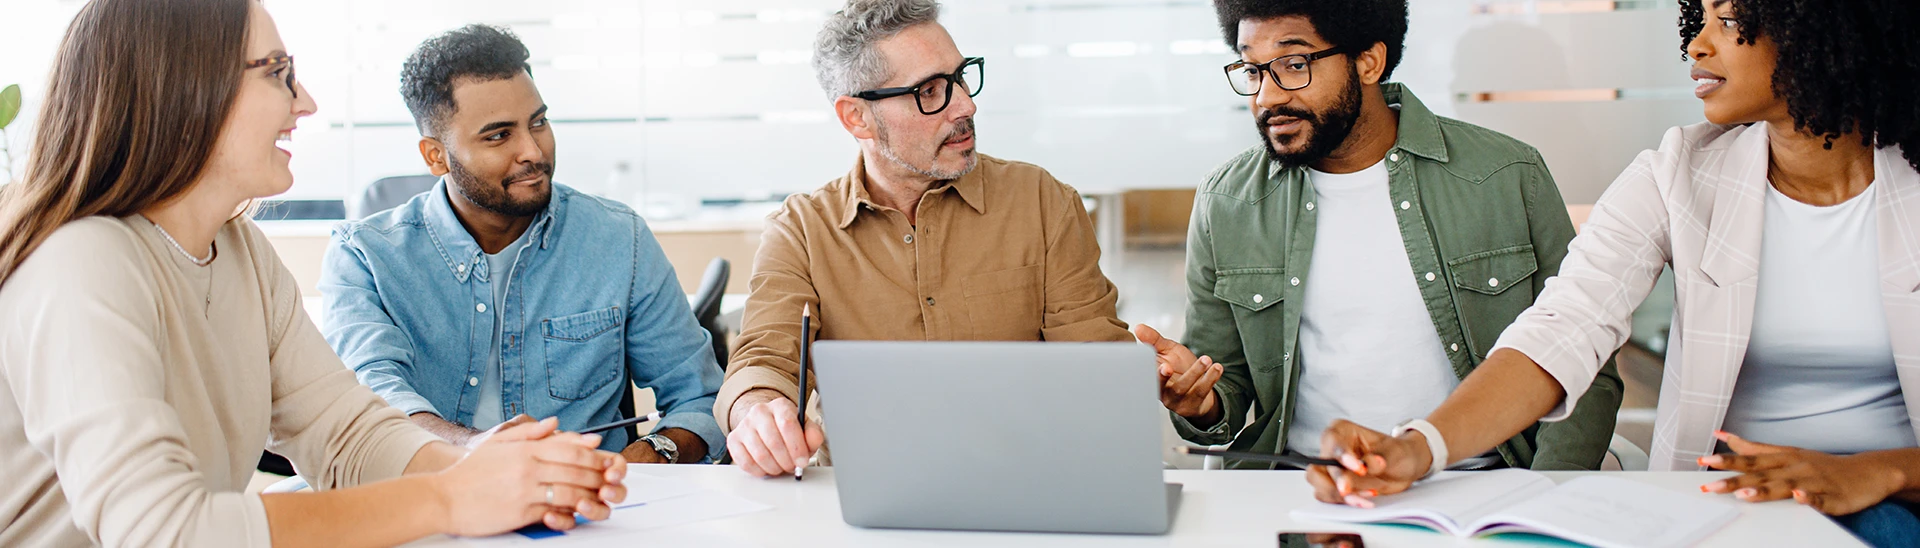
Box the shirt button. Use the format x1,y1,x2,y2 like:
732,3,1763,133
1305,202,1315,212
926,297,936,306
904,233,915,244
1488,278,1501,287
1425,272,1437,282
468,377,479,387
1283,353,1291,361
456,264,467,273
476,303,487,313
1290,277,1300,286
1253,294,1265,304
1390,152,1401,162
1450,343,1460,352
1400,201,1412,210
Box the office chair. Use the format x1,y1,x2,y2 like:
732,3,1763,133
691,257,731,375
350,174,440,220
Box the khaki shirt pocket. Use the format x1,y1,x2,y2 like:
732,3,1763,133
964,264,1043,340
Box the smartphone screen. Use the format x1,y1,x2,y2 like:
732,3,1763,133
1277,531,1365,548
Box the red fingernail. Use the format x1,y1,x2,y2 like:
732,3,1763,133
1700,485,1709,493
1364,490,1377,498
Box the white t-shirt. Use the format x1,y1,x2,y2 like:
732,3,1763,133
471,228,535,431
1285,160,1460,453
1722,182,1914,455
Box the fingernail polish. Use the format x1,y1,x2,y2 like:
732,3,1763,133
1364,490,1377,498
1700,485,1709,493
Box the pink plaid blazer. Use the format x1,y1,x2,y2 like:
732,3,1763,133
1495,122,1920,471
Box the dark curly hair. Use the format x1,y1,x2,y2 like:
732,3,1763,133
1213,0,1409,81
400,24,533,137
1680,0,1920,170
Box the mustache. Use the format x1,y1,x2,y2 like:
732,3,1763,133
500,162,555,186
1256,106,1320,128
943,118,976,144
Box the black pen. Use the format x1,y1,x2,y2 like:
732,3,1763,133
1176,446,1342,468
795,303,811,481
579,411,661,435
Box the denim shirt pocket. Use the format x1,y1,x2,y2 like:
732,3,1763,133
1212,268,1287,371
1445,245,1539,356
540,306,625,401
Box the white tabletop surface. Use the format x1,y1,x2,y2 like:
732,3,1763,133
407,466,1864,547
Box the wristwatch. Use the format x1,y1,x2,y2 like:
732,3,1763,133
1391,419,1448,480
639,433,679,463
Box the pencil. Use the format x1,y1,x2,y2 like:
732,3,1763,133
795,303,811,481
1175,446,1342,468
579,411,662,435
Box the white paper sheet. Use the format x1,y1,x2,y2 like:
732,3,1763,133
460,472,772,546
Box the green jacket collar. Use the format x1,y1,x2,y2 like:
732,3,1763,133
1382,83,1449,163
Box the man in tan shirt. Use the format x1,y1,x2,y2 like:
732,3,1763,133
717,0,1132,477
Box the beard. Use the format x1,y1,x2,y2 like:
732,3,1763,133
1256,62,1363,168
447,155,555,218
876,116,978,181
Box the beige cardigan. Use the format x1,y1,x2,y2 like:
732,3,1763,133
1495,122,1920,471
0,216,440,546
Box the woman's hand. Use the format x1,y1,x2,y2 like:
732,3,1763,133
430,417,629,537
1701,431,1904,516
1304,419,1432,508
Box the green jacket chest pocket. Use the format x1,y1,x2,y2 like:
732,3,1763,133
1213,269,1288,372
1446,246,1538,358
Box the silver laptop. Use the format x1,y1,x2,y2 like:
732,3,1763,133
812,341,1182,535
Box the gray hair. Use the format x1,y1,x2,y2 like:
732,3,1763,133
812,0,942,100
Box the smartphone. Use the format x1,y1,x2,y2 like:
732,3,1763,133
1278,531,1365,548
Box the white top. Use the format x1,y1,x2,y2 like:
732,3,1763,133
1287,160,1459,452
1721,182,1914,454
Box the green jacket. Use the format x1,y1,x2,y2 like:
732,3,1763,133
1173,84,1623,470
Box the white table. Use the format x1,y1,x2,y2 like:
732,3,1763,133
409,466,1864,547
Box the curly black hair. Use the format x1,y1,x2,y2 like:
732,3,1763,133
400,24,533,137
1680,0,1920,170
1212,0,1409,81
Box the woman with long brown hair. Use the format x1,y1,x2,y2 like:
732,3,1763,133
0,0,629,545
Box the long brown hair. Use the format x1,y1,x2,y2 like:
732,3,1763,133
0,0,251,287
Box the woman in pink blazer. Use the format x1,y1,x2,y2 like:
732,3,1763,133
1303,0,1920,545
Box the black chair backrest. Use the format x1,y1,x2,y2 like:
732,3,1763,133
692,257,731,374
351,175,440,220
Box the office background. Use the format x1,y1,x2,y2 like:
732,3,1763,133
1,0,1701,466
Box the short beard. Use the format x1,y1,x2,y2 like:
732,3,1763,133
876,117,978,181
1257,62,1363,168
447,155,555,218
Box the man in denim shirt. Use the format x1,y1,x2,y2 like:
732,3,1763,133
321,25,723,464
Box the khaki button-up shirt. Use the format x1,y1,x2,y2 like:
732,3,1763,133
715,153,1132,430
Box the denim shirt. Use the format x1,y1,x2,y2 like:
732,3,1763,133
320,181,724,458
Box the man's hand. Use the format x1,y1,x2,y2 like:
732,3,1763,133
466,414,536,449
725,389,825,478
1132,324,1223,423
1701,431,1905,516
1304,419,1431,508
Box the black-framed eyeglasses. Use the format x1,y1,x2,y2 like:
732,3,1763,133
1223,47,1345,96
853,57,985,115
244,54,299,99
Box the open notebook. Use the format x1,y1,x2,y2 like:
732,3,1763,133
1291,469,1739,548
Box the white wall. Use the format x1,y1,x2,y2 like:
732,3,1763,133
1,0,1703,207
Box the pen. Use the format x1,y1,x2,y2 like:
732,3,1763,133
1175,446,1342,468
795,303,811,481
578,411,662,435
